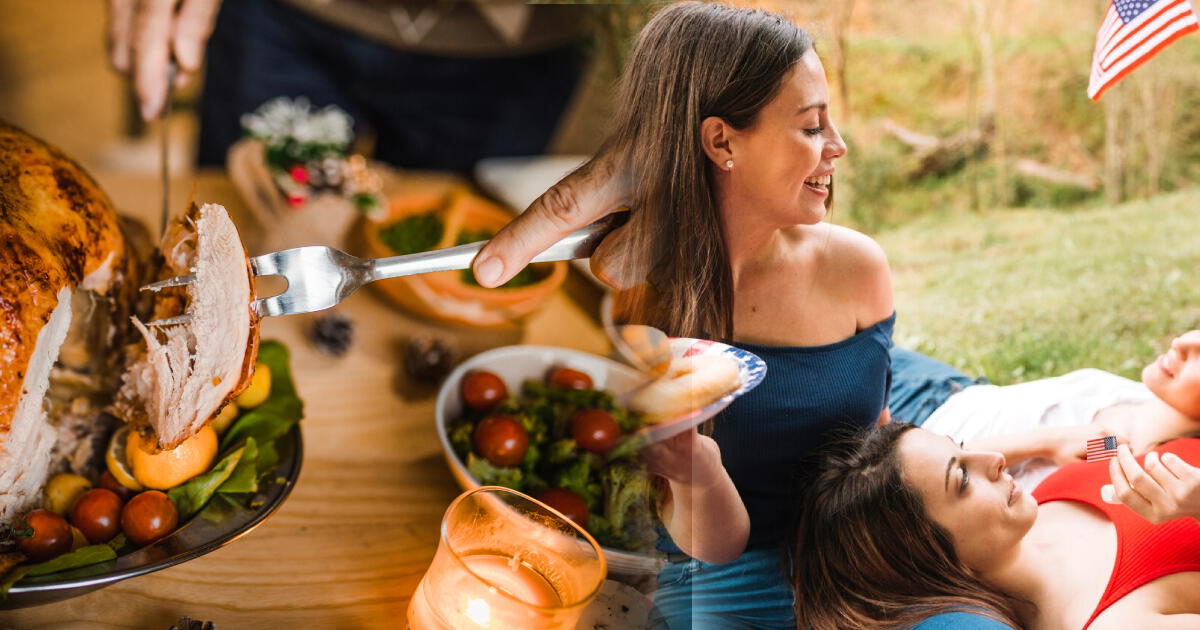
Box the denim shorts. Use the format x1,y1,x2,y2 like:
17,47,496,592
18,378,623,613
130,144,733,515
888,347,986,426
647,547,797,630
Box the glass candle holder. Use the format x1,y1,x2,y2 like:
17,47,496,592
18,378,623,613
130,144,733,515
407,486,606,629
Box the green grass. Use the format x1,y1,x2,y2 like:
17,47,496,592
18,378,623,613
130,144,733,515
875,189,1200,385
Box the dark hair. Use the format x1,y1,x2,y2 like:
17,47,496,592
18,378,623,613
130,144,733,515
787,423,1023,630
589,1,816,341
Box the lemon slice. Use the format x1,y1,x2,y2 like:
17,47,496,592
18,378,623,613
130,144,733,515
106,425,144,492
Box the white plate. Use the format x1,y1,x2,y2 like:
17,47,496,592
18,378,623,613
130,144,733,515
597,291,767,445
629,338,767,446
577,579,653,628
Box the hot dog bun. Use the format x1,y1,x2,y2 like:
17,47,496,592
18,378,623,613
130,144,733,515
628,355,741,423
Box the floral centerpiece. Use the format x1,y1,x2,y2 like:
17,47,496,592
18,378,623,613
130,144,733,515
240,97,385,218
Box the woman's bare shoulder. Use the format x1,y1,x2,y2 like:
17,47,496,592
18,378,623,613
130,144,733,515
818,224,888,267
818,224,894,326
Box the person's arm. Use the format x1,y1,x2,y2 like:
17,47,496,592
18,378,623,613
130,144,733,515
472,152,630,288
967,431,1054,464
107,0,222,120
644,429,749,564
1103,443,1200,523
966,424,1104,467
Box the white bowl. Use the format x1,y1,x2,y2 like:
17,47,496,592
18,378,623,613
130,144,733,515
435,345,664,575
435,343,766,575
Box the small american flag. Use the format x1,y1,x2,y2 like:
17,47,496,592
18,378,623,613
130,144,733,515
1087,436,1120,462
1088,0,1200,101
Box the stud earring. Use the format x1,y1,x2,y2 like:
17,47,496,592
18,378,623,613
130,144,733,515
725,160,734,169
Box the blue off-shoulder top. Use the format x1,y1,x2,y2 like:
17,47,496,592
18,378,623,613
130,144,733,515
712,311,895,548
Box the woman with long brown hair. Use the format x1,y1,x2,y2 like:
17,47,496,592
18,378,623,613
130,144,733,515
475,3,893,627
791,422,1024,630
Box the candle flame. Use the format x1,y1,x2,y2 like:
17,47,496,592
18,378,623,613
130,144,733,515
465,598,491,626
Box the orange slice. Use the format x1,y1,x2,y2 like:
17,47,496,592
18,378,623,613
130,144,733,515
128,425,218,491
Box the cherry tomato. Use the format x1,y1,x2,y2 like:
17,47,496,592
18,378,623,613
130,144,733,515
462,371,507,411
473,414,528,467
536,488,589,527
547,367,593,391
98,470,137,502
121,491,180,546
571,409,621,454
70,488,123,544
15,509,72,562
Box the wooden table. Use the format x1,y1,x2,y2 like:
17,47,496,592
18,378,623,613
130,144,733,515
1,169,612,628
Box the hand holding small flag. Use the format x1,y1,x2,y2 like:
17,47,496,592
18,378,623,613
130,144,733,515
1101,443,1200,524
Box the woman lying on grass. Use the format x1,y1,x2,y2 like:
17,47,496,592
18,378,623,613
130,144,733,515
790,419,1200,629
888,331,1200,524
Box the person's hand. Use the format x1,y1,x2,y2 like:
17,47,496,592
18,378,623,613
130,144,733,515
471,152,631,288
107,0,223,121
643,428,726,490
1102,443,1200,524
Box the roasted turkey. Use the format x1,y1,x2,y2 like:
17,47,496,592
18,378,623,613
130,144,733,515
0,121,131,525
0,121,259,532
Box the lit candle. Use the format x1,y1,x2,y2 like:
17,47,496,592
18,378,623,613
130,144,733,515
407,486,605,630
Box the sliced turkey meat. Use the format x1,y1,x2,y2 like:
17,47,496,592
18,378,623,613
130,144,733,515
112,203,259,451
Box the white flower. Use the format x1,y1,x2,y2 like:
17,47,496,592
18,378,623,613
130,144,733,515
241,97,353,148
294,106,353,147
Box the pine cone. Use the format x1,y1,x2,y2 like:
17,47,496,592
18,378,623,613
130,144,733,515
308,312,354,357
167,617,216,630
404,333,457,383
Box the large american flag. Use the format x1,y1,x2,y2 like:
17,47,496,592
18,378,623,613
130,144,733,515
1088,0,1199,100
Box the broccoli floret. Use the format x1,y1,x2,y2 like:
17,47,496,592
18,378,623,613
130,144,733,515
602,461,651,535
523,470,550,496
504,393,554,444
449,421,474,460
546,439,577,464
521,442,541,475
552,458,601,508
466,454,523,489
610,406,643,433
587,513,618,546
605,432,650,462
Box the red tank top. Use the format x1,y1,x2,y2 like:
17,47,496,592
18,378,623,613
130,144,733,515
1032,438,1200,629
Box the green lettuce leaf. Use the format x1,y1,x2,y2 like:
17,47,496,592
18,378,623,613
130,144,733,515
254,439,279,476
23,544,117,577
220,341,303,454
217,438,259,494
169,445,245,519
0,567,30,601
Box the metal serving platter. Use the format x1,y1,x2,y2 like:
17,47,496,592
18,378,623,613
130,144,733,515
2,424,303,610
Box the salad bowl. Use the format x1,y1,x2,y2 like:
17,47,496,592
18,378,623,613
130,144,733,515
434,343,765,575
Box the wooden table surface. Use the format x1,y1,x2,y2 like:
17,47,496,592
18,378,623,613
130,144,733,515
1,169,612,629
